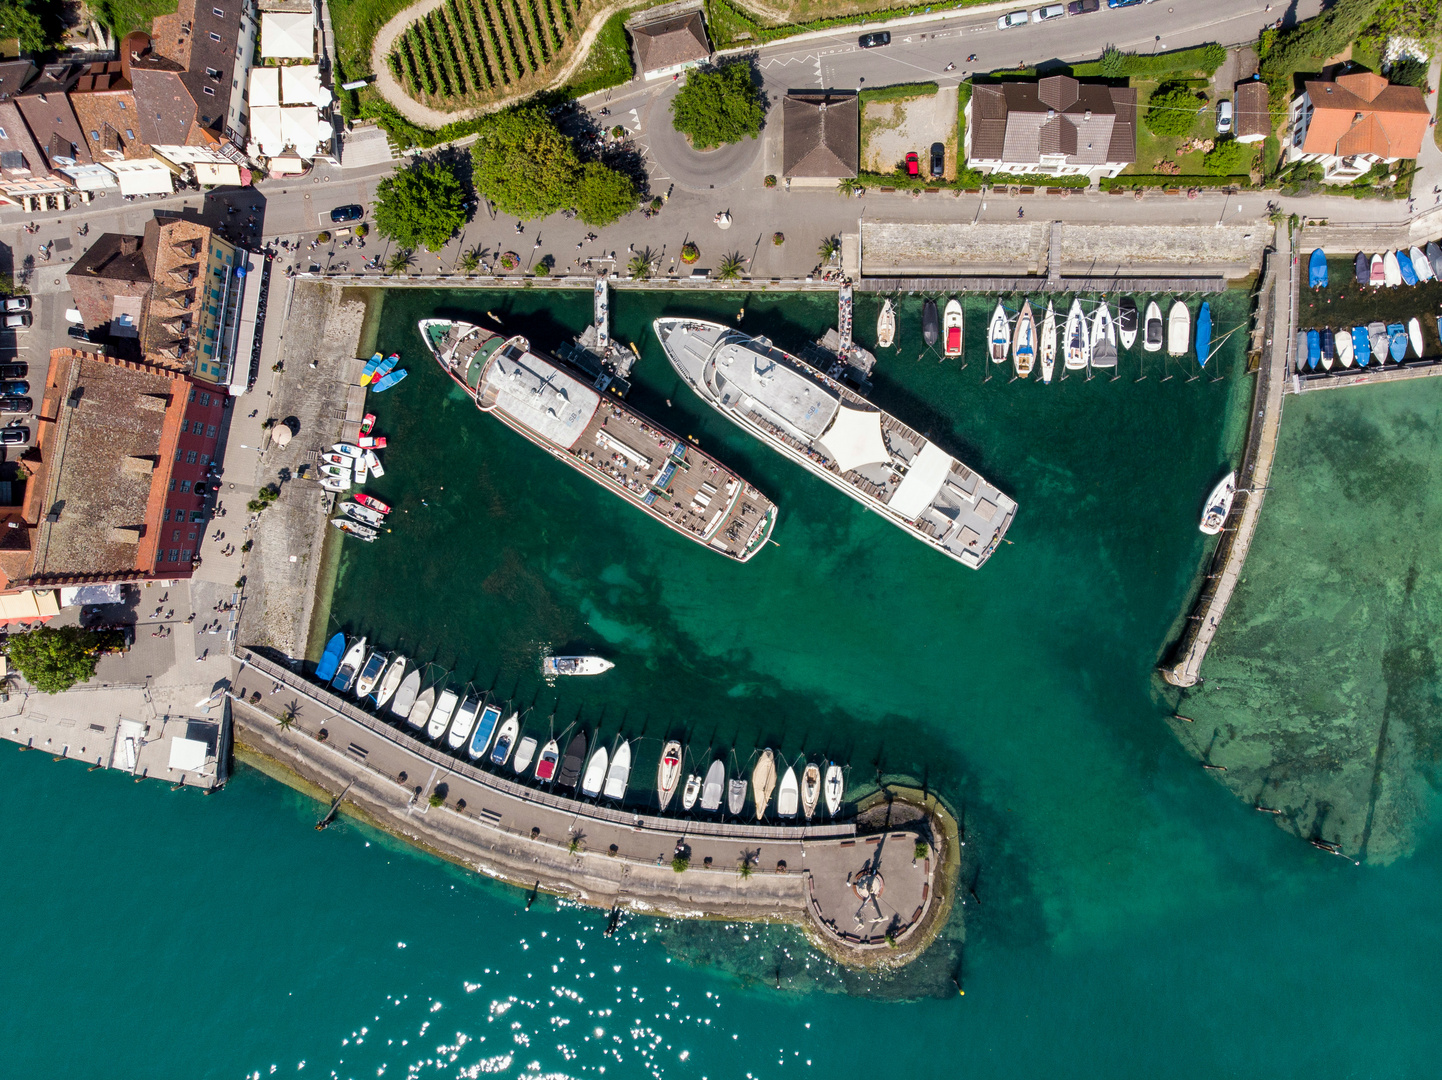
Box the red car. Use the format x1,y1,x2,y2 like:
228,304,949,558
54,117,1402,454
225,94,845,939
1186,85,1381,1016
906,151,920,177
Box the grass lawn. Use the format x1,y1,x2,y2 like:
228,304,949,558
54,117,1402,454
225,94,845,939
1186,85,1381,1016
1126,78,1244,179
330,0,415,79
92,0,178,37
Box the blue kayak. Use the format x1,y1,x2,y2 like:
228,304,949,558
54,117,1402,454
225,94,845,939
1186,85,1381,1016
372,368,408,393
1306,329,1320,369
1352,326,1370,367
359,353,384,383
1308,248,1328,288
1398,253,1418,286
314,633,346,683
1195,302,1212,367
1387,323,1407,361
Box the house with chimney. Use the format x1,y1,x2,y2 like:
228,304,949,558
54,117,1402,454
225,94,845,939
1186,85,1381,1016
1286,70,1429,181
965,74,1136,180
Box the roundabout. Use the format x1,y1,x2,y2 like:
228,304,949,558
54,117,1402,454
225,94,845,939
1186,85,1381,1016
644,81,765,192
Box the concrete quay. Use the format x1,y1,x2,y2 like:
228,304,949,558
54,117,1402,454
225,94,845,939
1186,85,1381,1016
230,649,949,965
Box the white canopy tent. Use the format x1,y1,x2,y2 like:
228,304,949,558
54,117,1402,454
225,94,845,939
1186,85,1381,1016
260,10,315,58
818,404,891,474
889,441,956,519
281,64,331,106
248,65,280,107
107,159,175,196
249,106,286,157
168,737,209,772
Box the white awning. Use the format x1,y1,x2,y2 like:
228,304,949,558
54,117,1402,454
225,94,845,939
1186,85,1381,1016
267,153,307,175
282,106,321,153
250,106,286,157
261,10,314,58
281,63,331,106
818,403,890,474
168,737,209,772
60,583,124,607
248,65,280,107
58,162,118,190
108,159,174,196
195,161,243,186
0,589,60,621
890,441,956,519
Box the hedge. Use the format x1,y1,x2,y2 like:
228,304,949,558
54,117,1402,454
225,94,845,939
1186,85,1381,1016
859,81,938,106
859,170,1089,192
704,0,992,49
1072,42,1226,79
361,99,489,149
1101,174,1253,190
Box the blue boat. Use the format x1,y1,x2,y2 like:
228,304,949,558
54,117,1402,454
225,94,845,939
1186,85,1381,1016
1398,253,1418,287
1306,329,1320,370
359,353,384,384
1308,248,1328,288
1319,327,1334,368
372,353,399,381
314,633,345,683
1195,302,1212,367
1354,252,1368,284
1387,323,1408,362
468,703,503,759
1352,326,1370,367
372,368,408,393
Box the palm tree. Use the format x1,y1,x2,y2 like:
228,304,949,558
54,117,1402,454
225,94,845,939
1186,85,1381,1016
837,177,861,198
276,701,299,731
716,252,746,281
627,246,655,280
386,248,415,276
818,236,840,264
458,247,481,274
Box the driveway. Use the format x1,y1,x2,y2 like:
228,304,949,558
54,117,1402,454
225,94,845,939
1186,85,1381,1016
643,80,767,193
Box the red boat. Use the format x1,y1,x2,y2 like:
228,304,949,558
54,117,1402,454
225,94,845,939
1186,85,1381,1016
357,435,387,449
359,413,376,435
354,493,391,515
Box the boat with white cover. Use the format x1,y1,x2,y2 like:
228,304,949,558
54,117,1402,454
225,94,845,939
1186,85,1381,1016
426,688,458,740
513,735,538,774
752,748,776,819
777,766,800,818
654,318,1017,570
824,763,844,816
603,741,631,799
389,668,421,718
657,740,683,810
701,759,725,811
1200,471,1236,535
581,746,609,798
1167,301,1191,357
406,684,435,729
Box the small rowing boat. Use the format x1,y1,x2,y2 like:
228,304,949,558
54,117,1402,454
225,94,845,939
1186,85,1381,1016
987,301,1009,363
1352,325,1370,367
752,748,776,820
777,765,799,818
1397,250,1418,286
1064,298,1089,370
581,745,609,798
1295,331,1308,373
1410,246,1434,284
603,741,631,799
1387,323,1407,362
1368,321,1387,363
943,298,964,359
389,667,421,717
1408,317,1424,359
801,762,821,820
876,299,896,348
1306,329,1320,370
1369,253,1385,286
1354,252,1369,285
1308,248,1327,288
1200,471,1235,535
1383,250,1403,287
1335,326,1353,368
1429,241,1442,280
657,740,683,810
1039,300,1057,383
1319,326,1334,371
1012,300,1035,378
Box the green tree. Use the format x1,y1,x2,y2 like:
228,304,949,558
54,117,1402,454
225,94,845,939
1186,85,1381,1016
373,159,469,251
386,249,415,275
627,247,655,280
1145,85,1204,137
716,252,746,281
574,161,638,227
0,0,57,51
1204,136,1253,175
1099,45,1128,77
818,236,840,263
6,626,115,694
670,63,765,150
472,104,582,219
458,247,481,274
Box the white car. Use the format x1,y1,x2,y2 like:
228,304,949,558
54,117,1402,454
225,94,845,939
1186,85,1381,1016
1033,4,1066,20
3,296,30,312
997,10,1029,28
1216,99,1233,135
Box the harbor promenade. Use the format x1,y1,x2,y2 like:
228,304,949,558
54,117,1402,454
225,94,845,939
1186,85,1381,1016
230,650,949,965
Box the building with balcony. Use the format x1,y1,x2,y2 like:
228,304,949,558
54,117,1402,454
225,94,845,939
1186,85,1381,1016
965,74,1136,180
1287,70,1428,181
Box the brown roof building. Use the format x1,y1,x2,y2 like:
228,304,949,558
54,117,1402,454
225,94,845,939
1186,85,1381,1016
782,90,859,182
151,0,260,145
628,8,710,79
966,74,1136,179
1233,80,1270,143
14,62,89,170
69,58,150,162
2,349,228,589
1289,70,1429,180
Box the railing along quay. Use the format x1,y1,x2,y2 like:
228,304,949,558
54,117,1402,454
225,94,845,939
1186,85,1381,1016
236,651,856,843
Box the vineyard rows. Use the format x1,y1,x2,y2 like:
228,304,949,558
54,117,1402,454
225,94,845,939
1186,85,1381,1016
390,0,585,101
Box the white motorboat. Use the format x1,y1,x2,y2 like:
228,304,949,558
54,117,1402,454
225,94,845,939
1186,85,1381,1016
353,458,368,485
342,501,386,529
320,463,351,481
824,763,844,816
800,762,822,820
581,746,609,798
534,738,560,782
1117,297,1138,351
603,741,631,800
1166,301,1191,357
364,448,385,478
447,694,482,751
1039,300,1057,383
332,443,364,458
1382,250,1402,287
373,655,407,709
331,518,376,542
752,748,776,820
489,713,520,766
1012,300,1035,379
1063,298,1089,370
513,735,538,774
426,688,458,740
353,649,386,698
406,684,435,729
987,301,1009,363
1409,317,1424,358
701,759,725,811
727,776,748,815
1090,301,1117,370
942,298,964,359
389,667,421,718
1200,471,1236,535
542,655,614,677
657,740,683,810
1410,246,1434,284
876,299,896,348
1335,326,1354,369
331,637,366,693
681,773,702,811
319,475,351,493
777,766,800,818
1143,300,1163,353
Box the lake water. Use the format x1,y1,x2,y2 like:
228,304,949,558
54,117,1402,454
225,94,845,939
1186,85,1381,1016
6,285,1441,1078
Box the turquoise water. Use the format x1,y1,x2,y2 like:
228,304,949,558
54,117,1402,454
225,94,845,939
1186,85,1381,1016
6,286,1442,1077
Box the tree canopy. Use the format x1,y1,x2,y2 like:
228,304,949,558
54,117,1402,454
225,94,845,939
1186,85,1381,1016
373,159,469,252
472,104,637,224
670,64,765,150
1145,85,1203,137
0,0,57,51
1204,137,1253,175
7,625,119,694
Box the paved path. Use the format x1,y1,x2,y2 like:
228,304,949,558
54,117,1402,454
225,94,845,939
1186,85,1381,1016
644,80,766,193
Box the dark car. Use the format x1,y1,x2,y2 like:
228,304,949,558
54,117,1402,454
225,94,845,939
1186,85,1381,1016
0,396,31,413
1068,0,1099,12
1107,0,1144,6
0,381,28,396
1,426,27,445
905,151,920,177
0,364,25,380
930,142,945,178
858,31,890,48
67,324,92,342
330,204,364,223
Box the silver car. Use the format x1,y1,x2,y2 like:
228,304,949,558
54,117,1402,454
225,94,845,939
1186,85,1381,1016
997,10,1029,28
1033,4,1066,20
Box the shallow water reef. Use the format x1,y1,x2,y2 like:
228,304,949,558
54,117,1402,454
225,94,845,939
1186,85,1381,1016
1177,378,1442,862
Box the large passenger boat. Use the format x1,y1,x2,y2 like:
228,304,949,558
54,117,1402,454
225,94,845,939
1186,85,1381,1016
420,319,778,562
653,318,1016,569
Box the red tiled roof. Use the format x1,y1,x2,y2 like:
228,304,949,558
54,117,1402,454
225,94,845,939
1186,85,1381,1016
1299,73,1428,159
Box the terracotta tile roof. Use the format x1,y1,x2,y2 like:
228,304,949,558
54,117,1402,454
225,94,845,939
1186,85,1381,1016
70,69,151,161
782,90,858,177
1299,73,1429,159
1234,81,1270,139
631,11,710,73
14,64,90,169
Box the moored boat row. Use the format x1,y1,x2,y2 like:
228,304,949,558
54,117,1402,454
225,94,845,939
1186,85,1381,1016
1295,318,1430,372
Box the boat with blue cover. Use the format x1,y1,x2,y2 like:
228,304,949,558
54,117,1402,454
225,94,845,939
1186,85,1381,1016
1195,302,1212,367
1306,329,1320,369
359,353,384,385
1388,323,1408,362
314,633,345,683
1319,327,1334,370
372,368,408,393
1308,248,1327,288
1353,326,1370,366
1398,252,1418,286
1354,252,1368,284
468,703,502,759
